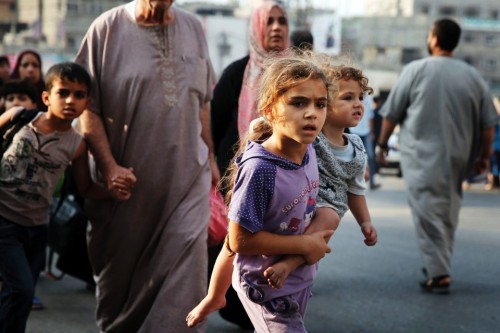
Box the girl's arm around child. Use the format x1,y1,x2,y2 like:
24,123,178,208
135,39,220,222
228,220,333,264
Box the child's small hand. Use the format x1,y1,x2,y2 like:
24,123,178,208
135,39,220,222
106,166,136,201
360,222,377,246
110,174,134,200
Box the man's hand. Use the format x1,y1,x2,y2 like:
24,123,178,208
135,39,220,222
376,145,389,166
106,166,136,200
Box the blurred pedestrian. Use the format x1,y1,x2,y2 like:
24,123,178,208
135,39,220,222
0,56,10,85
75,1,217,332
10,50,46,111
290,29,314,51
0,55,11,112
350,93,380,189
209,0,289,328
485,97,500,190
371,96,383,156
377,18,498,294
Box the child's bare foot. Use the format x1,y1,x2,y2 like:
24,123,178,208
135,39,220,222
186,296,226,327
263,261,293,289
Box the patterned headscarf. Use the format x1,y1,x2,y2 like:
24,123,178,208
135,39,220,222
237,0,289,137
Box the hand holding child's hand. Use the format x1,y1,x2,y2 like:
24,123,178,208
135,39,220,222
303,230,333,265
360,222,377,246
108,167,136,201
110,175,132,200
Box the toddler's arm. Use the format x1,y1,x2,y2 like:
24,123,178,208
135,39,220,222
347,193,377,246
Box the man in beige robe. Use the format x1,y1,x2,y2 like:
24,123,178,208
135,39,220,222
75,1,218,332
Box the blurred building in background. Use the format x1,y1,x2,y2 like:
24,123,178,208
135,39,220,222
343,0,500,96
1,0,128,53
0,0,498,95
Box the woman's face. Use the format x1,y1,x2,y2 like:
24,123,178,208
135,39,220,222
18,53,41,84
262,6,288,52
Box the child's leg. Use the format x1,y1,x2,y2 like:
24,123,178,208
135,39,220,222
0,219,36,333
264,208,340,288
186,242,235,327
25,225,48,311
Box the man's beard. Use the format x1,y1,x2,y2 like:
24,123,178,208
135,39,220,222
148,1,171,22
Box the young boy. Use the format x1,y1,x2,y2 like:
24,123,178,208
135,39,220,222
0,62,135,333
0,79,38,115
1,78,46,311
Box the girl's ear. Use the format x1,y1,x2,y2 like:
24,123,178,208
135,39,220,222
41,91,50,107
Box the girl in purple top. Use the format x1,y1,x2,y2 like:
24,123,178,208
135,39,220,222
187,54,334,332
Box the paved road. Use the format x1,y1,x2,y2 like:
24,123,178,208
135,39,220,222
26,175,500,333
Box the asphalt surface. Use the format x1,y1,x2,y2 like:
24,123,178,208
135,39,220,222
26,173,500,333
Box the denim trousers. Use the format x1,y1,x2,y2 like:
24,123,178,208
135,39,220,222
0,216,48,333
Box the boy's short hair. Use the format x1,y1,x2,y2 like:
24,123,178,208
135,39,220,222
0,79,38,103
45,62,91,93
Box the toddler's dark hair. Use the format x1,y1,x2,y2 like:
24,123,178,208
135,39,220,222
45,62,91,93
0,79,38,103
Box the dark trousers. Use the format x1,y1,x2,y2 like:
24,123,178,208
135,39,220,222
359,134,377,186
0,216,48,333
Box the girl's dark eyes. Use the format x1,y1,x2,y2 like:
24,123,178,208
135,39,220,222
291,101,326,109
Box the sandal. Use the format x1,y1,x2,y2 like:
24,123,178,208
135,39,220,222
419,275,451,295
32,296,45,310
